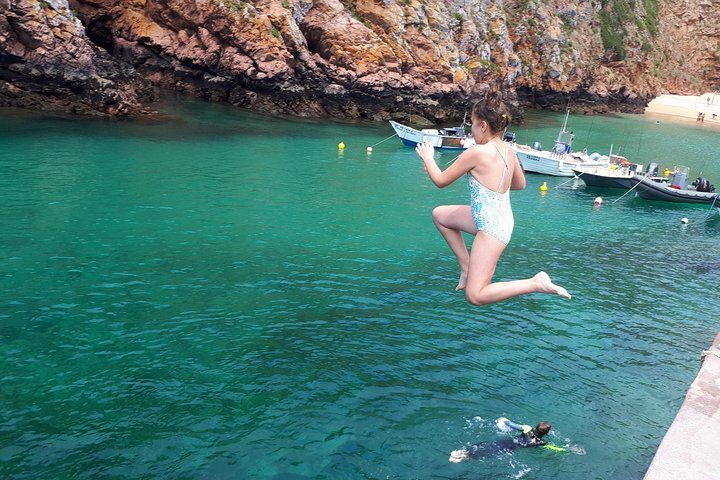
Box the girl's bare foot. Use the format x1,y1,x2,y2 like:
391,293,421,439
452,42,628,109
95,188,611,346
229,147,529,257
533,271,571,299
456,270,468,291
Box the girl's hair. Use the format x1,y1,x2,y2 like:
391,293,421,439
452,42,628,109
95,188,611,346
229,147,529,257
471,94,511,133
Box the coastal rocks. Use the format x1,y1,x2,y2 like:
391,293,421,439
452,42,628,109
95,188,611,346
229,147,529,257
507,0,717,113
0,0,154,116
1,0,717,119
63,0,513,122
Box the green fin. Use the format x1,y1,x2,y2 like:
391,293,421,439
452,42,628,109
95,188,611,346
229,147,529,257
542,443,567,452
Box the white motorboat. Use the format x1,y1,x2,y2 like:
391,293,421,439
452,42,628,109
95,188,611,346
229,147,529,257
511,110,608,177
389,120,475,150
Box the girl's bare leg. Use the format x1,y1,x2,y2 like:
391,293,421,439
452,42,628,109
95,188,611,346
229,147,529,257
465,233,571,306
432,205,478,290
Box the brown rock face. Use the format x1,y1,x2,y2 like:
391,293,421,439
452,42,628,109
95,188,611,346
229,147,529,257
505,0,718,113
66,0,504,122
2,0,718,119
0,0,155,115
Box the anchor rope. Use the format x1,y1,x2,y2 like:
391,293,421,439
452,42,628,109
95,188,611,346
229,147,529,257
369,133,398,148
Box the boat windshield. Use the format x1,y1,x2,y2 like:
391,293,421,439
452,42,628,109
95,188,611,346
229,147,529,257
673,165,690,176
440,127,466,137
557,130,574,145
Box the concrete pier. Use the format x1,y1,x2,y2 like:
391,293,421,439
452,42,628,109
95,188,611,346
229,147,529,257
644,333,720,480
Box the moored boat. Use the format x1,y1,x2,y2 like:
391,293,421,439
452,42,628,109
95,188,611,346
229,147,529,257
389,120,475,150
512,110,608,177
573,166,636,189
573,155,645,189
629,167,718,205
513,147,610,177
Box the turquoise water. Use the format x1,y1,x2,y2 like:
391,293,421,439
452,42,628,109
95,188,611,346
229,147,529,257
1,101,719,479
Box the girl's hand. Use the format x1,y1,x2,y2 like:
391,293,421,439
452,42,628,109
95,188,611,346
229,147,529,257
415,140,436,165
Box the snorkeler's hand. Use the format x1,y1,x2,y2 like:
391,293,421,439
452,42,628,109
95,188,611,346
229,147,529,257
415,140,436,165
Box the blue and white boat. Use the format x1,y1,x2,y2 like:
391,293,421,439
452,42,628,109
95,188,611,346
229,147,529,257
389,120,475,150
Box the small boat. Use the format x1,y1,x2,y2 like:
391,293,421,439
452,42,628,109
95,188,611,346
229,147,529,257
629,166,718,204
512,110,608,177
389,120,475,150
573,155,654,189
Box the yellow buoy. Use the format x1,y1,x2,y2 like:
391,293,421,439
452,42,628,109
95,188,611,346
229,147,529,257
540,181,548,192
338,141,345,150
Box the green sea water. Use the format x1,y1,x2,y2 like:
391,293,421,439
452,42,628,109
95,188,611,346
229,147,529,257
1,100,719,479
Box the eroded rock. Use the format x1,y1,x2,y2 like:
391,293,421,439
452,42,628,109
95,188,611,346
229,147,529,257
0,0,154,115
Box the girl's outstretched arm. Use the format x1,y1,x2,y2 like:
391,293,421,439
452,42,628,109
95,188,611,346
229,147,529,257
416,140,477,188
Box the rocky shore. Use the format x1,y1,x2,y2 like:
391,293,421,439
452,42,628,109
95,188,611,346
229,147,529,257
0,0,155,116
1,0,717,121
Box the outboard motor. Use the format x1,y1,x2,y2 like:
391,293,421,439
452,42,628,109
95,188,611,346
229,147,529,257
646,162,659,177
503,131,516,143
532,141,543,151
694,177,714,192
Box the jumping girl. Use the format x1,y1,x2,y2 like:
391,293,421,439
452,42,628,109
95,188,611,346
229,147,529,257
415,97,571,305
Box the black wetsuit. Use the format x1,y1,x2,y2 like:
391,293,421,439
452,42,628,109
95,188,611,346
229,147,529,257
467,432,547,459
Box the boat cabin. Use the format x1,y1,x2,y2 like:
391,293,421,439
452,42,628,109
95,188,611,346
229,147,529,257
438,127,466,137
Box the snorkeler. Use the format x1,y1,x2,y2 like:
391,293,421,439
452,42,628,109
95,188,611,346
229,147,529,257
449,417,564,462
416,94,571,305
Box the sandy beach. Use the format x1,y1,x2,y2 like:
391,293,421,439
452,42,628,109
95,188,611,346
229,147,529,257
645,92,720,124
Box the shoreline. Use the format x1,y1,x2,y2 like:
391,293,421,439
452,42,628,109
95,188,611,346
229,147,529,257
645,92,720,125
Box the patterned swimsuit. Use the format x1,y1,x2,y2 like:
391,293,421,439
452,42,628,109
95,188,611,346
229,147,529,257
468,143,514,245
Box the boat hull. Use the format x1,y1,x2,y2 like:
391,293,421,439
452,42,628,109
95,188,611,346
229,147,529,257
631,175,719,204
390,120,472,150
572,169,635,189
515,149,607,177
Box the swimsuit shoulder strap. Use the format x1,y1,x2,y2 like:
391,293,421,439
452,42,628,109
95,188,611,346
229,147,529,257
492,142,511,193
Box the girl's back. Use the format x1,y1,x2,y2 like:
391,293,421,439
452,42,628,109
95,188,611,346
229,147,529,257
467,141,517,194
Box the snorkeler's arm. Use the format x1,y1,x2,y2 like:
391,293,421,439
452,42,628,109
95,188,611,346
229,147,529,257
499,418,532,433
416,141,476,188
509,152,526,190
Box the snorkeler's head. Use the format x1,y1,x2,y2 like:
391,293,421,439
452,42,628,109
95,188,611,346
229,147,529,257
534,422,552,438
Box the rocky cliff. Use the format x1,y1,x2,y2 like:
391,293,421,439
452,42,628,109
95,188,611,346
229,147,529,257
1,0,717,120
0,0,154,116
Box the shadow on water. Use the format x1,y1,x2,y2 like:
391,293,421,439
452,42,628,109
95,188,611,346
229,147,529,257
702,212,720,236
625,195,715,213
0,95,390,144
